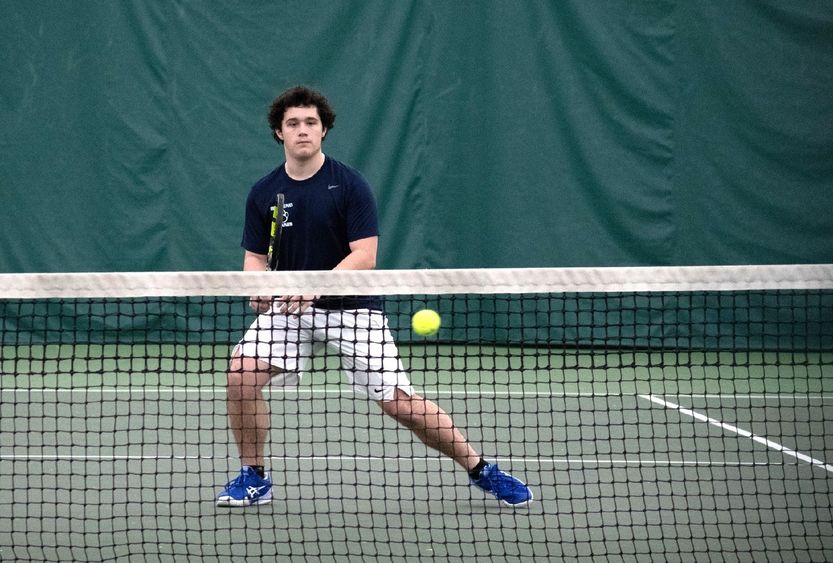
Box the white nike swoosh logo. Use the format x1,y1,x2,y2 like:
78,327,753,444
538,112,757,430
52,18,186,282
328,184,339,190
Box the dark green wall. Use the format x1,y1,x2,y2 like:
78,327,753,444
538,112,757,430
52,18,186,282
2,1,832,272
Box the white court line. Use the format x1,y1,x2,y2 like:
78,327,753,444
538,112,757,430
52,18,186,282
639,394,833,474
0,387,553,396
0,453,779,467
2,388,833,400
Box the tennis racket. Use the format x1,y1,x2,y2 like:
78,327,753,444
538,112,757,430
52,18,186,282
266,192,285,271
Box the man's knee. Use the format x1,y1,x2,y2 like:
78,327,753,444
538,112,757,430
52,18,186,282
227,356,274,398
379,389,424,420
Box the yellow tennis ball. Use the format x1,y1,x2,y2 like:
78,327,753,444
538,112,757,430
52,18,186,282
412,309,441,336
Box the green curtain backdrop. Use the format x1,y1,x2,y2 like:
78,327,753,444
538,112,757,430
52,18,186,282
1,1,832,273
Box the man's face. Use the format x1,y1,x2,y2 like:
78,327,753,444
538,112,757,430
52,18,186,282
276,106,327,160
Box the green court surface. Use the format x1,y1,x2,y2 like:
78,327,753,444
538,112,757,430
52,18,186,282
1,344,832,561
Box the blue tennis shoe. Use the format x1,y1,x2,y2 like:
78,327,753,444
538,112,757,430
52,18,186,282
216,467,273,507
470,463,533,507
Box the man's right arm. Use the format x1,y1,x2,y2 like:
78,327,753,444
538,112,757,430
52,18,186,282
244,250,315,315
243,250,268,272
243,251,272,313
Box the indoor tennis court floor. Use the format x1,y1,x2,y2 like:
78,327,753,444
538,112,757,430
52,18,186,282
1,345,831,561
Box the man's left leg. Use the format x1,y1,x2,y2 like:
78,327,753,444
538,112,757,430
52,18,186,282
378,388,533,506
377,388,480,471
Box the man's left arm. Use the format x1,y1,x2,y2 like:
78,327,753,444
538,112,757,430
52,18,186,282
278,236,378,315
333,236,378,271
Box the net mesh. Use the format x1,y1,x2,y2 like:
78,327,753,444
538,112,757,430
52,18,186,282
1,265,832,562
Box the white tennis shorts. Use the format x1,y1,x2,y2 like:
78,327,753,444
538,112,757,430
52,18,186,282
234,307,414,401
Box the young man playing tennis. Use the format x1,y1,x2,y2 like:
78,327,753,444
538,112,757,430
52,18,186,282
216,86,532,508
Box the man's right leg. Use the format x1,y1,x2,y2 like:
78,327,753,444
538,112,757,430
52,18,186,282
227,355,274,466
216,355,276,507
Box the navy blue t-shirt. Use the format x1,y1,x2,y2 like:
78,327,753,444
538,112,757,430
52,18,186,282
241,156,382,310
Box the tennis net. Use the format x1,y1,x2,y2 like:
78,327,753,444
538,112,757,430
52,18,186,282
1,265,832,562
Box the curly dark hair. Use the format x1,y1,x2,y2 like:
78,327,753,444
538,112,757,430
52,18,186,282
267,86,336,144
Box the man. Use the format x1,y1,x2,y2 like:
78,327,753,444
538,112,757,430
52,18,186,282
216,86,532,508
